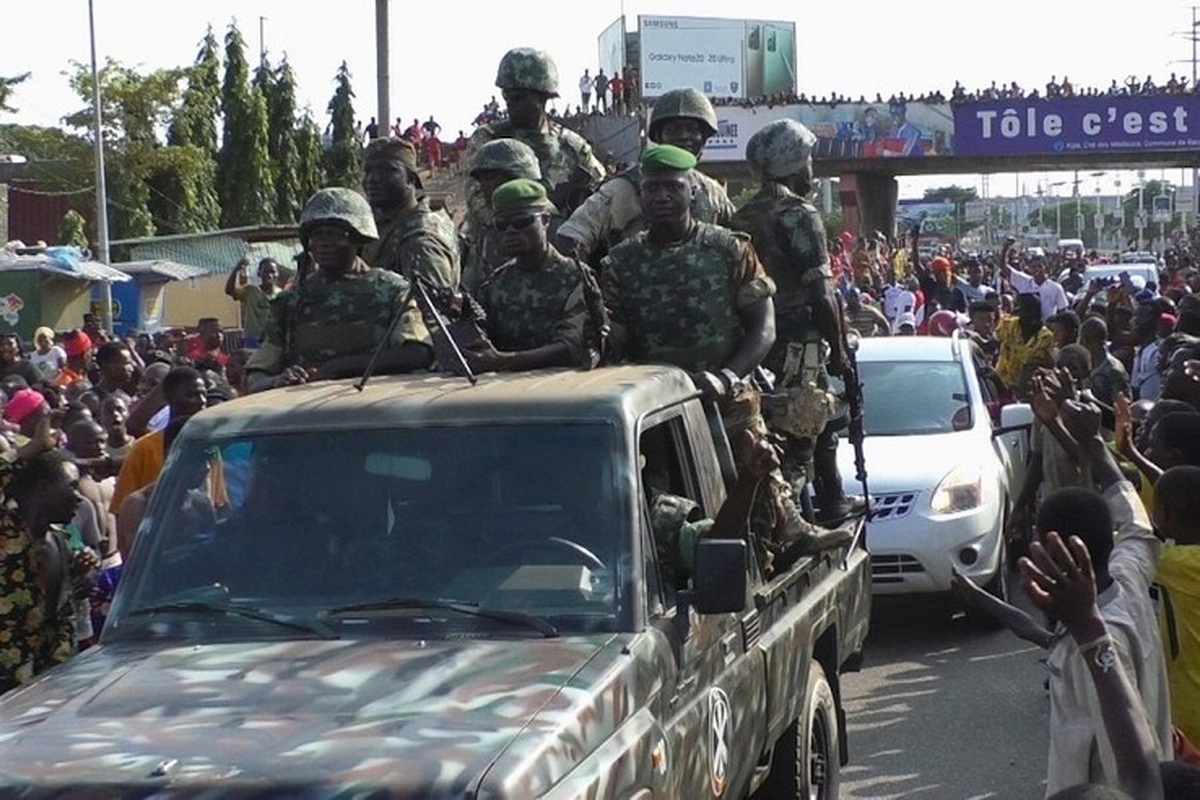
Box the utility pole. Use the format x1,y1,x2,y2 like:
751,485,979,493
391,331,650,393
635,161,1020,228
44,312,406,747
258,16,267,65
87,0,113,335
375,0,390,138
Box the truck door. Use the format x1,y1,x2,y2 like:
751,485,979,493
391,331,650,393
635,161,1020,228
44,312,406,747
640,413,766,798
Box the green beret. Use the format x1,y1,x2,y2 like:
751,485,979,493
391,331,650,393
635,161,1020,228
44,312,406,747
364,137,419,173
640,143,697,175
491,178,552,215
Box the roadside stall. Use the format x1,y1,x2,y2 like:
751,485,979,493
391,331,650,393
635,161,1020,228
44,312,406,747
0,245,131,343
101,259,211,338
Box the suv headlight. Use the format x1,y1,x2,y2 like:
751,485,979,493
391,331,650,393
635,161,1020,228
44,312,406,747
930,464,982,514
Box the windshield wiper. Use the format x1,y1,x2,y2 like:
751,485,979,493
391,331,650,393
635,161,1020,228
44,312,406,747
324,597,559,638
127,601,339,640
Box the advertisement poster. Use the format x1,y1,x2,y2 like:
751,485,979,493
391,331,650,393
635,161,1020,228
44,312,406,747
638,15,796,100
597,16,626,86
701,102,955,162
953,95,1200,156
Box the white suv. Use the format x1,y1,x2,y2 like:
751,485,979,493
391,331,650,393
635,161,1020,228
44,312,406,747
836,334,1032,616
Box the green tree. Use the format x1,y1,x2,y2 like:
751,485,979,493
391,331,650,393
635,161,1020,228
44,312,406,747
0,124,92,191
168,28,221,155
321,62,361,188
0,72,31,114
923,185,980,241
57,209,89,249
295,111,325,203
267,60,302,223
217,22,274,227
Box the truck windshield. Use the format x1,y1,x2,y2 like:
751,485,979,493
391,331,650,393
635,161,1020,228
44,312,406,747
858,361,971,436
108,423,627,639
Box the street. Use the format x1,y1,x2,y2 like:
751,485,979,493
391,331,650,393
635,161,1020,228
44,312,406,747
841,586,1051,799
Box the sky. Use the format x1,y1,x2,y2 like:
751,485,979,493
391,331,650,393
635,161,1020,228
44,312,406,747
4,0,1200,200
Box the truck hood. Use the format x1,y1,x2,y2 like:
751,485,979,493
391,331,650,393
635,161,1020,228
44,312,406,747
0,634,640,794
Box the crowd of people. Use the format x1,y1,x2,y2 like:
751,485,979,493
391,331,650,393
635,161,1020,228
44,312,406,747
6,39,1200,797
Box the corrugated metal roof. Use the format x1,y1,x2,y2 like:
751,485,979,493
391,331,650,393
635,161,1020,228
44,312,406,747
128,234,301,277
112,259,210,281
0,254,131,283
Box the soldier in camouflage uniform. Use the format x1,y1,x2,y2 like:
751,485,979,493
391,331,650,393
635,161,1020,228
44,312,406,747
732,119,865,525
555,88,736,265
361,138,460,289
466,49,605,218
601,144,852,571
460,138,556,294
466,179,595,373
245,188,432,392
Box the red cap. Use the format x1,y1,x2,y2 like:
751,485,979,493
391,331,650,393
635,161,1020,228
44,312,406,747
931,256,952,274
63,329,92,357
3,388,46,425
839,231,854,245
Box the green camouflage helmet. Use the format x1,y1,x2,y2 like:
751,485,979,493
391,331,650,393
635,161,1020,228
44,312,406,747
299,187,379,241
495,48,559,97
648,88,719,140
745,119,818,179
468,138,543,181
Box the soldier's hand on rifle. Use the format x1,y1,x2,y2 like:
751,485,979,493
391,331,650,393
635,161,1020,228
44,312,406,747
464,338,506,373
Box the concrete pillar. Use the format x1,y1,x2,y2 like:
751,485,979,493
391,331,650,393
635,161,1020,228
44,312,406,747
838,172,898,239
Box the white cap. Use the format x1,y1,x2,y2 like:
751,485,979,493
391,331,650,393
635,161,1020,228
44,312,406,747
896,311,917,330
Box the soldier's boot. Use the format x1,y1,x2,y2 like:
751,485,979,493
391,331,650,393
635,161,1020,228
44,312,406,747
811,426,869,526
767,473,855,574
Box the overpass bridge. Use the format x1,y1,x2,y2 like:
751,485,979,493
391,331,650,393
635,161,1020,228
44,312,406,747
668,93,1200,238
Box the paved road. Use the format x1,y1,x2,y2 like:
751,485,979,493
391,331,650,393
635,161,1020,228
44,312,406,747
840,587,1052,799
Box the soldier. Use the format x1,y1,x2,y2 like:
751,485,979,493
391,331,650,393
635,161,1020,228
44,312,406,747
361,138,460,289
601,144,852,571
460,138,551,293
731,119,865,526
465,48,605,217
555,88,736,264
465,179,597,373
245,188,432,392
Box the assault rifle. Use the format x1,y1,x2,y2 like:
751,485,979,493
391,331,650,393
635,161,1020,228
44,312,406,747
835,295,871,556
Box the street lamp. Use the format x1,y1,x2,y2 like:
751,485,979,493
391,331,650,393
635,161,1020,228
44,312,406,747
1049,180,1067,240
1137,170,1147,251
87,0,113,335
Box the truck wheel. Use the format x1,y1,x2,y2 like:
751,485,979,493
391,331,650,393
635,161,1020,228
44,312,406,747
753,661,841,800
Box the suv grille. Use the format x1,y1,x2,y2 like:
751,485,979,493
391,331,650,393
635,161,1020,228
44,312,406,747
872,554,925,584
870,491,919,521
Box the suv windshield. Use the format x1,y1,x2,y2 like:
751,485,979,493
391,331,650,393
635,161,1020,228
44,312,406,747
108,423,626,640
859,360,971,436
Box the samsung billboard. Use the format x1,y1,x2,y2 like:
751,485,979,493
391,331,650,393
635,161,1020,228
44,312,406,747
637,15,796,100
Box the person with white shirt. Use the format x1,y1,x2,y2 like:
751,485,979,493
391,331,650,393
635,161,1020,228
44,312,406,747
999,241,1069,322
1130,301,1165,402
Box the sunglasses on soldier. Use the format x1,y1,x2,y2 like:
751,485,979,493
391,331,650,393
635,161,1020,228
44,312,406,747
493,215,541,232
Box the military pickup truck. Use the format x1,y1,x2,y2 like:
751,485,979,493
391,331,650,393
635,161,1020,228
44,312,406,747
0,365,870,798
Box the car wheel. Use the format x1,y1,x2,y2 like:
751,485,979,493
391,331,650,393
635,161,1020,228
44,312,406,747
752,661,841,800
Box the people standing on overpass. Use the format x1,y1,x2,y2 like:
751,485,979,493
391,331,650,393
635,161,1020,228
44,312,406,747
1000,240,1069,322
555,88,735,265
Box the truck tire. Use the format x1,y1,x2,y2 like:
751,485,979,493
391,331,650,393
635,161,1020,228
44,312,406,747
753,661,841,800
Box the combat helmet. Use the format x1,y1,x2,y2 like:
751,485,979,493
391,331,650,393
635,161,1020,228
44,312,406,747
299,187,379,241
745,119,818,179
648,88,719,140
495,48,559,97
468,138,543,181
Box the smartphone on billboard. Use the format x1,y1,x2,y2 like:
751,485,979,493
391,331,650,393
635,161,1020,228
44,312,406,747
761,22,795,96
744,23,764,98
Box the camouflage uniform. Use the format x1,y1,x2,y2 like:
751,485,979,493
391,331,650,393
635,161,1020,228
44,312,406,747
245,258,430,376
559,88,734,263
467,48,605,219
364,198,461,290
246,187,430,379
601,222,773,370
476,248,593,368
460,138,559,294
733,120,853,523
556,166,735,263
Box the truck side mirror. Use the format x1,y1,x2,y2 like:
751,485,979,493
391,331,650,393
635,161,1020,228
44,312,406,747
690,539,747,614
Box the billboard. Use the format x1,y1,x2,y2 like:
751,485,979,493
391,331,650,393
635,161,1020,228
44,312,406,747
700,102,955,162
953,95,1200,156
637,15,795,100
598,16,626,85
